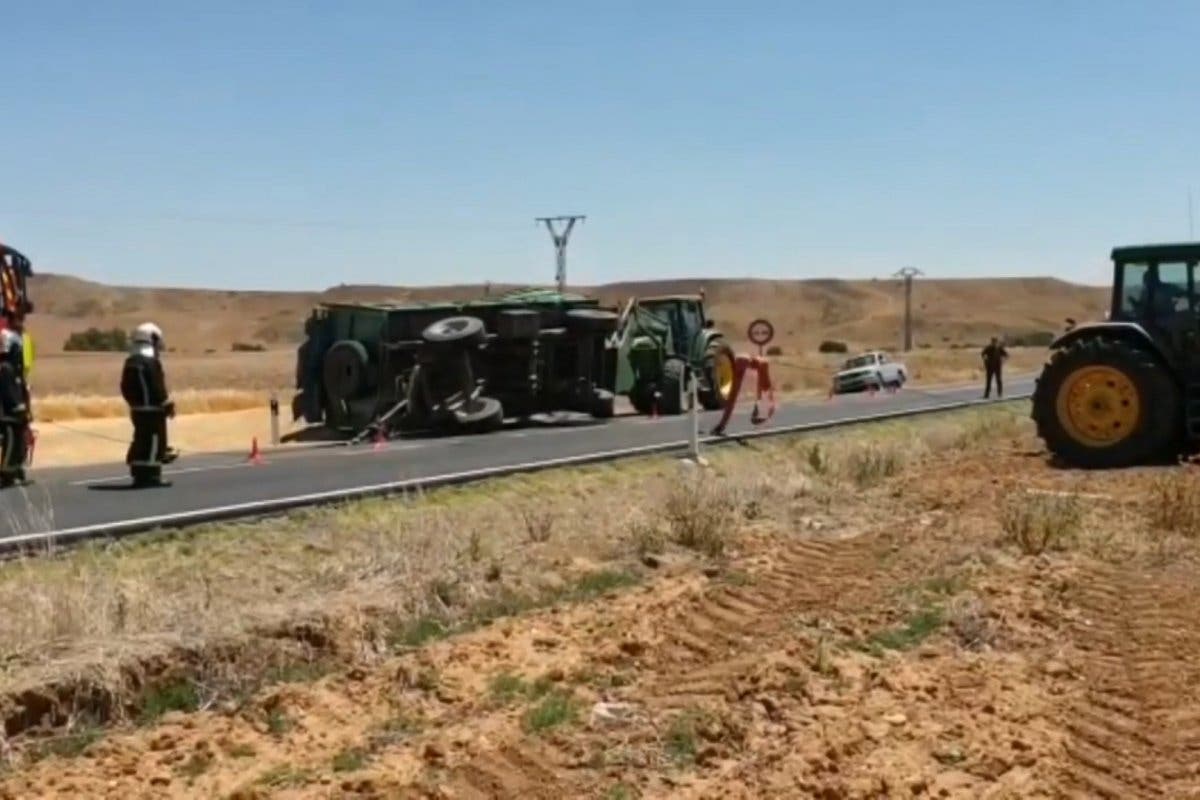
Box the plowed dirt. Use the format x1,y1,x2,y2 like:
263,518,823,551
3,411,1199,799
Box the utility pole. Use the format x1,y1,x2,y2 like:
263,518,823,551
893,266,923,352
536,215,585,292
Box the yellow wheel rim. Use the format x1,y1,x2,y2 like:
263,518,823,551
1055,365,1140,448
715,350,736,398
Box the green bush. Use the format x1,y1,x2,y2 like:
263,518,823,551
766,345,783,356
1006,331,1055,347
818,340,848,354
63,327,128,352
231,342,266,352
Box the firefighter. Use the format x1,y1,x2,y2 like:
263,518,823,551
0,329,30,487
121,322,178,486
981,336,1008,399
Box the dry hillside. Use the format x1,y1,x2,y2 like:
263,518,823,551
25,273,1107,356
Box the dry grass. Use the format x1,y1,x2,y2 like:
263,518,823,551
768,345,1049,395
0,402,1032,707
34,388,270,422
999,491,1084,555
1147,470,1200,539
30,350,293,397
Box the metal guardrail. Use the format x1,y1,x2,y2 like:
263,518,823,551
0,391,1032,556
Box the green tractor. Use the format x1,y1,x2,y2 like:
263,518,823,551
609,293,736,415
1032,242,1200,468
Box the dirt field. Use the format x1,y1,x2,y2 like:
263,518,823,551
1,403,1197,798
27,272,1104,357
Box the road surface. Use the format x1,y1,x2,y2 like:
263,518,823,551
0,378,1035,548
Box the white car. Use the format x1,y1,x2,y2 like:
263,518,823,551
831,351,908,394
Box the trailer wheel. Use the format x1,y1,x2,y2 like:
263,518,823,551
497,309,541,340
590,388,615,419
565,308,619,334
323,340,369,402
422,316,486,348
453,396,504,432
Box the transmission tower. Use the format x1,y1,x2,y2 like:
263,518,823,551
894,266,923,352
536,215,585,292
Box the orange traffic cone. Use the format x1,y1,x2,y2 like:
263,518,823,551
248,437,264,465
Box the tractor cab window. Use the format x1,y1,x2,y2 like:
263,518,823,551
1121,261,1193,319
678,302,703,345
1118,262,1149,317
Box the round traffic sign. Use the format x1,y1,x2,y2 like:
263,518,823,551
747,318,774,347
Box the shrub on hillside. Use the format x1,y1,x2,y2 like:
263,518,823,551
63,327,128,352
766,345,783,356
1007,331,1055,347
818,340,848,354
231,342,266,353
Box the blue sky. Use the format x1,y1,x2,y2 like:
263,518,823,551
2,1,1197,290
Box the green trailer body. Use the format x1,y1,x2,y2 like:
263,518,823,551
293,288,620,435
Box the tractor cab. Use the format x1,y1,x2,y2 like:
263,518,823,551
632,295,714,360
1110,243,1200,328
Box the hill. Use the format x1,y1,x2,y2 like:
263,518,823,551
24,273,1109,355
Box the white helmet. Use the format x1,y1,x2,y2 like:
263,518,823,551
131,322,164,355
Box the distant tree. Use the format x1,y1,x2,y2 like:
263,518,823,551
818,340,848,354
63,327,128,352
231,341,266,352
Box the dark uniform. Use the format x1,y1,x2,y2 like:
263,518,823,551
120,347,176,485
0,340,29,487
982,338,1007,399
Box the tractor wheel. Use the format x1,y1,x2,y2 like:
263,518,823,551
452,396,504,433
699,339,736,411
323,340,370,403
658,358,691,415
422,316,486,349
1031,336,1180,469
629,384,654,415
565,308,619,334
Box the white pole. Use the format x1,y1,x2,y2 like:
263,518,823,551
269,392,281,446
688,369,706,465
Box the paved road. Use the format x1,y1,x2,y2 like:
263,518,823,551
0,378,1035,547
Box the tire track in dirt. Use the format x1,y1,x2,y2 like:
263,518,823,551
1058,564,1200,799
432,528,905,799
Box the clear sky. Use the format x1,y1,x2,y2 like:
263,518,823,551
3,1,1198,290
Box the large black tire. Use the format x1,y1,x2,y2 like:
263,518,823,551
629,385,654,415
422,316,486,348
658,358,691,416
323,340,370,402
590,388,615,419
1031,336,1180,469
452,396,504,433
496,309,541,340
698,338,736,411
565,308,619,334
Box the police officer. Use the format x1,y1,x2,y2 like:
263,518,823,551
121,322,178,486
0,329,30,487
981,336,1008,399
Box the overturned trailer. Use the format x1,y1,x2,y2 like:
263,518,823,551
292,288,621,437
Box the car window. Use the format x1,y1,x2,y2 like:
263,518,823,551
843,354,875,369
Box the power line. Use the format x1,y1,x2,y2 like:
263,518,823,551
535,215,585,293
